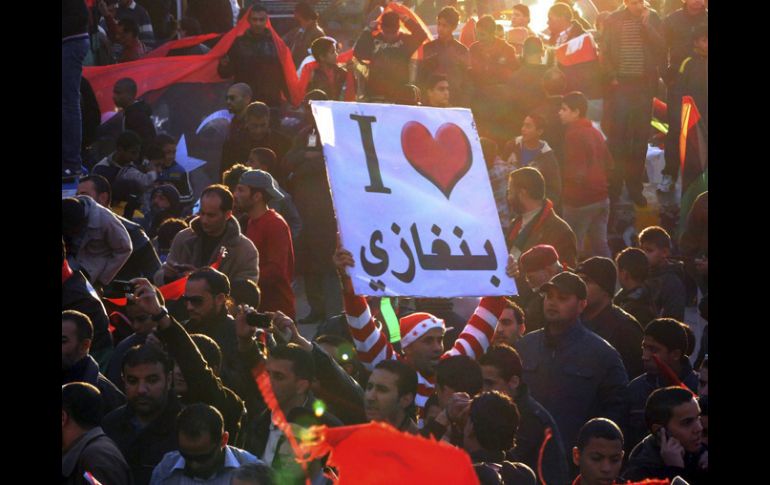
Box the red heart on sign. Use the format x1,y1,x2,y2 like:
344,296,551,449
400,121,473,199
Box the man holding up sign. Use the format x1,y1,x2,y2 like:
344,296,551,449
333,247,507,425
312,100,516,425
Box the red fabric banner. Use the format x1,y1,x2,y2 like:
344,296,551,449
302,422,480,484
680,95,702,171
460,18,476,48
83,7,305,115
555,33,598,66
143,33,222,59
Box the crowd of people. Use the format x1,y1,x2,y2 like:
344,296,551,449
62,0,708,483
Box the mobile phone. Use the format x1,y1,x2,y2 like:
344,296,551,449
112,280,136,294
246,311,273,329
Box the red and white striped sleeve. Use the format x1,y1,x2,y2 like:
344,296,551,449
443,297,506,360
342,278,396,370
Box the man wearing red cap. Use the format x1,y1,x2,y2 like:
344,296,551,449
333,247,507,423
513,244,564,334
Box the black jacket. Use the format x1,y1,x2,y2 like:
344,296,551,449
114,215,162,281
124,100,157,152
354,18,427,101
62,269,113,364
583,303,644,379
624,359,698,454
614,286,657,328
244,391,343,461
470,449,537,485
663,7,708,82
218,29,288,107
102,393,183,485
62,355,126,415
506,384,569,485
156,316,247,446
645,260,687,322
623,434,708,483
310,342,367,425
183,312,249,405
62,427,132,485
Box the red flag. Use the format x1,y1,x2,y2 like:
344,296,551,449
83,8,306,115
653,97,667,121
460,18,476,48
105,251,225,306
680,95,702,172
83,13,251,116
555,33,598,66
651,355,691,391
143,33,222,59
302,422,479,484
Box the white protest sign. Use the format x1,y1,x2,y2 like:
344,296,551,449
311,101,517,298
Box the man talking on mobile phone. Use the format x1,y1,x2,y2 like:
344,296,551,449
623,386,708,483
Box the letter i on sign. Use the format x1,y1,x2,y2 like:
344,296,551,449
350,114,392,194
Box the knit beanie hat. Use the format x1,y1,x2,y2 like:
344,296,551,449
575,257,617,297
399,312,445,349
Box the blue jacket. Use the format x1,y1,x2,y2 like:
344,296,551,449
515,320,628,459
157,162,193,204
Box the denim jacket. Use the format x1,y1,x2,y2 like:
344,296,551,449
515,320,628,457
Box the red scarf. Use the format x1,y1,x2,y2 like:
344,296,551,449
508,200,555,249
62,260,74,284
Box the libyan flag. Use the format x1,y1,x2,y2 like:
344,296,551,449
677,96,708,236
82,8,302,181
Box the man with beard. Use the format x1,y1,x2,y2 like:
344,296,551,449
150,404,259,484
155,185,259,287
514,272,628,469
220,83,254,177
102,344,182,485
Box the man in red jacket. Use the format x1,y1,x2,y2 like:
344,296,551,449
234,169,296,318
558,91,613,259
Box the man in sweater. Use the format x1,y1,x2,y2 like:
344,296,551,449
234,170,296,319
558,91,613,258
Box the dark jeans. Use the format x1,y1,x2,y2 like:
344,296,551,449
605,78,654,199
62,37,90,177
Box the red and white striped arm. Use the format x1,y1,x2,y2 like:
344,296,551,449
444,297,506,360
342,278,396,370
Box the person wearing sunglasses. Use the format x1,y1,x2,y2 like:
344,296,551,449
150,403,261,484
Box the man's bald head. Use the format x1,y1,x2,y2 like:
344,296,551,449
226,83,253,116
113,77,138,108
230,83,253,99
